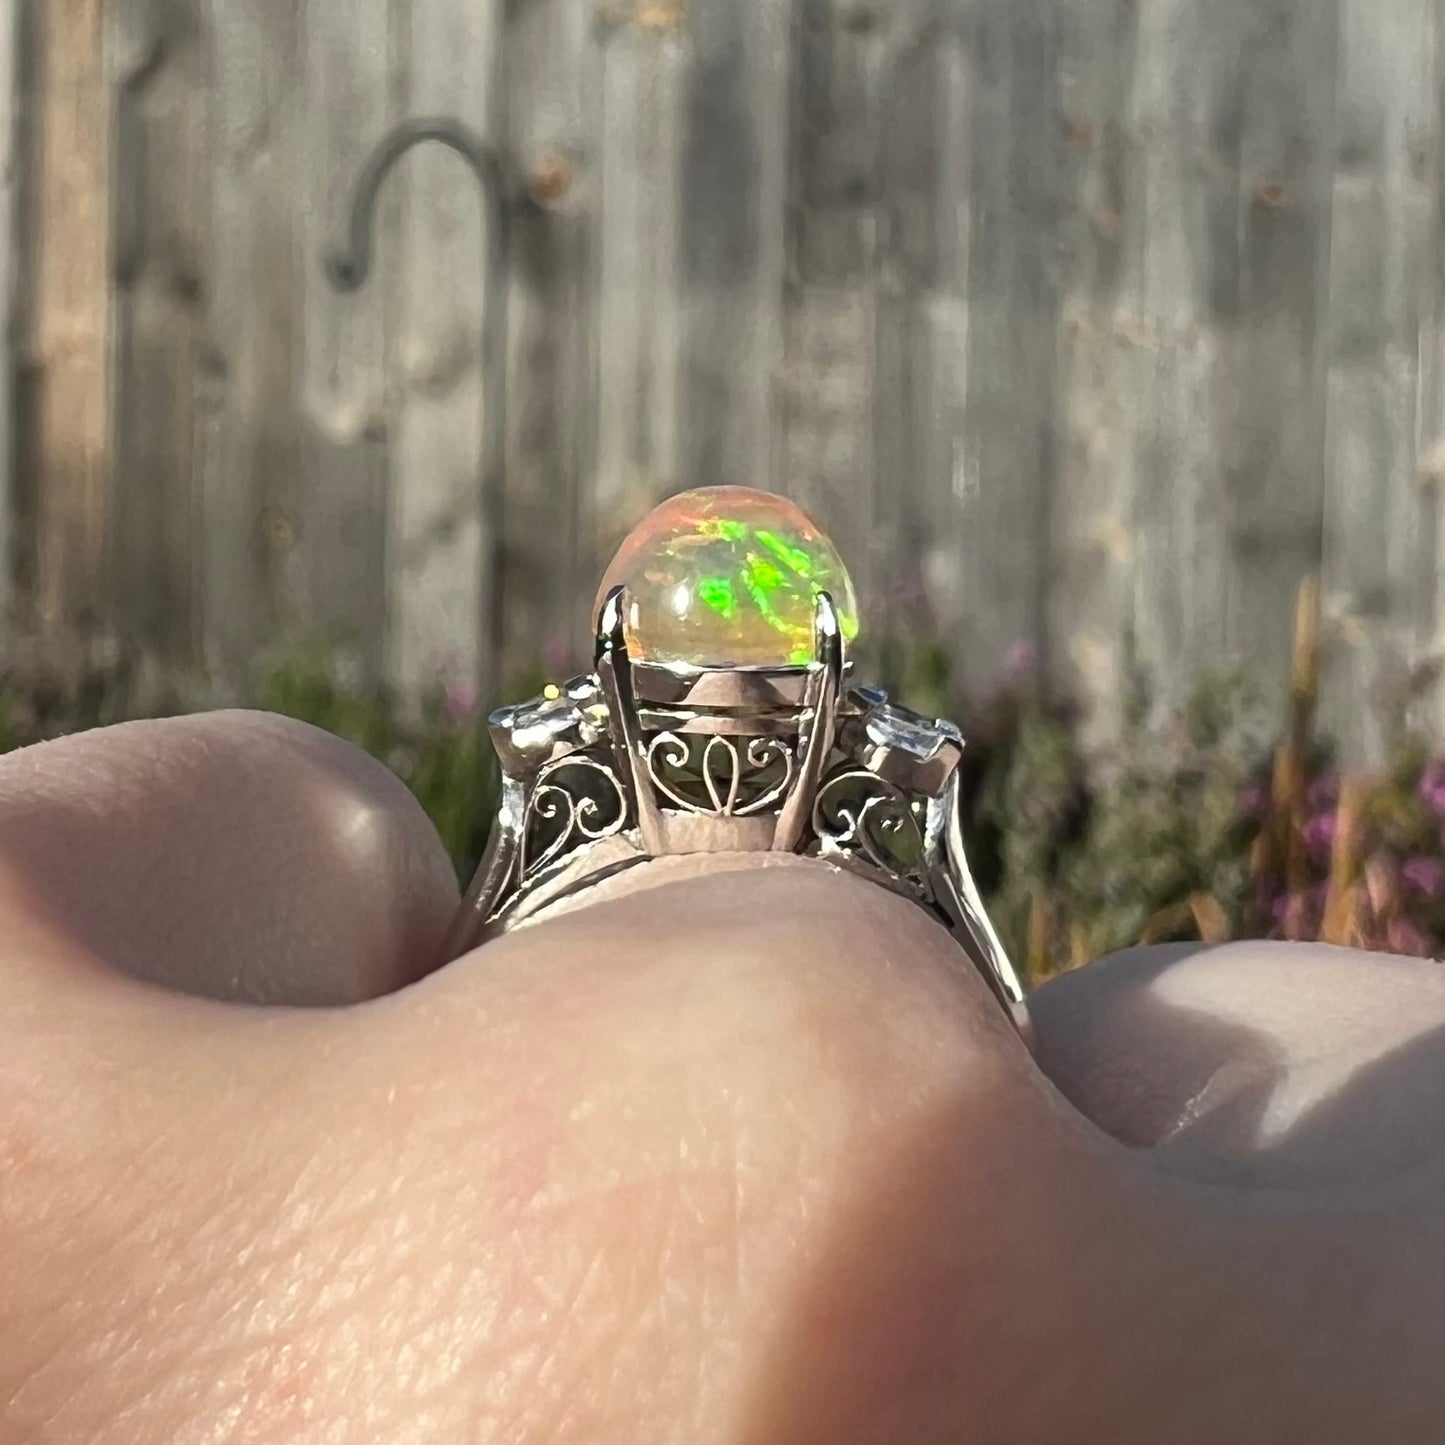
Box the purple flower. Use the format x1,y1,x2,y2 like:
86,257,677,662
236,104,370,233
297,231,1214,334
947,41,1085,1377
1420,761,1445,817
1270,889,1321,928
1273,888,1323,941
1005,640,1038,681
1239,779,1271,819
1402,856,1445,897
444,678,480,723
1307,777,1340,812
1302,811,1337,859
1387,916,1433,958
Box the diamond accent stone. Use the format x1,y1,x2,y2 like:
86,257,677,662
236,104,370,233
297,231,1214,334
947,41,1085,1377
864,702,946,762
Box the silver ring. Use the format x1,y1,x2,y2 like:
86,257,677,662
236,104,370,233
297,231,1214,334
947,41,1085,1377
442,487,1029,1039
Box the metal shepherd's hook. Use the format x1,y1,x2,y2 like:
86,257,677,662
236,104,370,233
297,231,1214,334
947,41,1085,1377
327,117,510,711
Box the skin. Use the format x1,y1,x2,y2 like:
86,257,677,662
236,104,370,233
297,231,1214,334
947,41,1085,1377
2,713,1445,1443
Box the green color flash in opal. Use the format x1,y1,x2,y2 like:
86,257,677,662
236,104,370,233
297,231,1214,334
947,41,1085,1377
755,529,816,579
593,486,861,667
697,575,736,619
742,558,788,634
747,557,786,598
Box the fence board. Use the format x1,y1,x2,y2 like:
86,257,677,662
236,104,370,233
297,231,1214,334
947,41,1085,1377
777,0,888,629
6,0,1445,759
1223,0,1339,702
296,0,395,685
386,0,503,700
1042,0,1142,747
1425,6,1445,741
1084,0,1318,736
110,0,208,665
943,0,1062,700
871,7,974,670
0,0,16,629
594,9,687,544
1319,0,1442,759
24,0,111,635
199,0,307,680
500,0,602,687
675,0,789,504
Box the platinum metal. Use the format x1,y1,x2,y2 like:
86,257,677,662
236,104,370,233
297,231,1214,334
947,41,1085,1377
443,589,1030,1037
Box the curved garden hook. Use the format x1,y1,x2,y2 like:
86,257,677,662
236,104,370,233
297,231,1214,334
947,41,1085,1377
326,116,511,710
326,117,507,291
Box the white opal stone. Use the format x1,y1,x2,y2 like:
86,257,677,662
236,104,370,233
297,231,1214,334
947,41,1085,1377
594,486,860,667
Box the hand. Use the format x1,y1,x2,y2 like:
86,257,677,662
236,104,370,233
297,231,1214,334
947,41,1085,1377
3,712,1444,1443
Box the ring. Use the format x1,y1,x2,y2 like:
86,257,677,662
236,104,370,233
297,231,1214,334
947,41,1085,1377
443,486,1029,1038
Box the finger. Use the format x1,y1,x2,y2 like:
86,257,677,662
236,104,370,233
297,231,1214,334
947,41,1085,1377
11,862,1445,1442
1029,940,1445,1188
0,711,459,1004
3,860,1038,1440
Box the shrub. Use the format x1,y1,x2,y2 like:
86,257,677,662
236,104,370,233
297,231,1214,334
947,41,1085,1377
2,580,1442,983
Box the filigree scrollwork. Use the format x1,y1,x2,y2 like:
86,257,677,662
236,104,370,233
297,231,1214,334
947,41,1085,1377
812,768,928,890
645,731,796,817
520,751,628,878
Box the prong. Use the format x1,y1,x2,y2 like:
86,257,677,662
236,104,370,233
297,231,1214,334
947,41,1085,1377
773,590,844,852
438,775,525,963
593,583,625,667
932,772,1031,1036
595,585,667,855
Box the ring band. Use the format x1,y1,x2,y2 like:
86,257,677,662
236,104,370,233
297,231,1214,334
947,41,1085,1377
443,488,1029,1038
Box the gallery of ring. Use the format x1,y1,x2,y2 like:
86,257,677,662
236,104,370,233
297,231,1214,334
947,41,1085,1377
444,488,1029,1038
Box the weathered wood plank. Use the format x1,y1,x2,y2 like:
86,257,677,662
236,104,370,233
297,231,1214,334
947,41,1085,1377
110,0,209,665
297,0,395,684
776,0,888,635
0,0,17,629
938,0,1063,702
1223,0,1339,705
1094,0,1239,730
872,6,963,672
499,0,602,688
675,0,790,499
198,0,306,683
1054,0,1338,745
1422,3,1445,741
1039,0,1143,748
1319,0,1440,760
7,0,1445,766
386,0,504,701
22,0,111,636
593,5,687,542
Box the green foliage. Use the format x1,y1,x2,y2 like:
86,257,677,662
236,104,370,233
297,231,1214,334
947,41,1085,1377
3,621,1445,984
0,644,189,751
982,670,1266,974
253,640,405,762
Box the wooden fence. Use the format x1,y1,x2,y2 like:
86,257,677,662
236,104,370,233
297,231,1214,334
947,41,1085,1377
2,0,1445,760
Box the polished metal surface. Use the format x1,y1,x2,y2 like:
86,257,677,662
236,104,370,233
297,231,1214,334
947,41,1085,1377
445,586,1030,1038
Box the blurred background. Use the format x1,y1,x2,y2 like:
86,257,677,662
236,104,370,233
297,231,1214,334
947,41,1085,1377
3,0,1445,974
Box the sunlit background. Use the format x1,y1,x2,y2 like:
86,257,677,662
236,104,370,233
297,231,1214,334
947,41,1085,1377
3,0,1445,973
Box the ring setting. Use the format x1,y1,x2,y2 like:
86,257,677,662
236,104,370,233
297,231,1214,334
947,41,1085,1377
445,486,1029,1036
